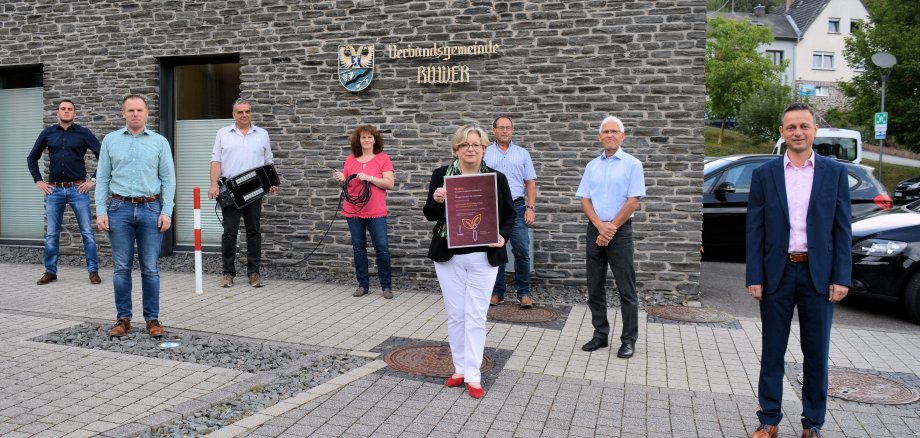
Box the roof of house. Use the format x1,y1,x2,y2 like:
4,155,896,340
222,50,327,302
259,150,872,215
711,0,837,41
782,0,832,35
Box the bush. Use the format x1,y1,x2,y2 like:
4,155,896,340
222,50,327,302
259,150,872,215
737,82,794,143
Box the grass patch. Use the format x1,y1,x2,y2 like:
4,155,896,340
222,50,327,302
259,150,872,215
704,127,773,157
860,159,919,193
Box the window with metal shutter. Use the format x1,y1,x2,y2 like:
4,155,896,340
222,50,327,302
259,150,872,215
174,119,231,247
0,87,45,242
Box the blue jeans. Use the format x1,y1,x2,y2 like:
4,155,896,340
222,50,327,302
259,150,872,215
108,199,163,321
44,186,98,274
492,198,531,299
346,216,392,290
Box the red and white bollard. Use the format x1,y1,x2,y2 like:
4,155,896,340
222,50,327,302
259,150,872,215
193,187,203,294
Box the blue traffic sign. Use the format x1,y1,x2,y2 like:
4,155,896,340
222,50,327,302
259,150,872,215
875,131,887,140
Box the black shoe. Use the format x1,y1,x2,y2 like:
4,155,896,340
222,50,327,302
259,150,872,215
617,343,635,358
581,337,608,352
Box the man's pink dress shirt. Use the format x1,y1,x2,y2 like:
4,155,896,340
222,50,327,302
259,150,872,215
784,152,815,253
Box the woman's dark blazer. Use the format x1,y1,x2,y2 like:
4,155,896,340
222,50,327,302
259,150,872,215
423,165,516,266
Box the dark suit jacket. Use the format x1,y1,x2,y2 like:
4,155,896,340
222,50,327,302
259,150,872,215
423,165,515,266
745,154,852,294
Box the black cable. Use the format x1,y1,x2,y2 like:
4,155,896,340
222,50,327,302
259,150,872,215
269,172,372,267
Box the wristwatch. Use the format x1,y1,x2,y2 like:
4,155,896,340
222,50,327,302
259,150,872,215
526,205,535,210
90,177,96,182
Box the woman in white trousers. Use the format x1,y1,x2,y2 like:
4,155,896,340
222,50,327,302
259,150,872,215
423,124,516,399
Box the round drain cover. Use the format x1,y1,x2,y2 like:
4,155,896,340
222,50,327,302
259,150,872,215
646,306,733,323
488,304,560,323
383,344,493,377
797,370,920,405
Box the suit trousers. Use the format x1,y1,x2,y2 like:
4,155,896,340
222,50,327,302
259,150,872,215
221,198,262,278
434,252,497,383
585,221,639,343
757,260,834,430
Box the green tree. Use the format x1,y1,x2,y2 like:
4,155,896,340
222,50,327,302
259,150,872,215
707,0,785,14
706,16,787,144
737,81,794,143
842,0,920,152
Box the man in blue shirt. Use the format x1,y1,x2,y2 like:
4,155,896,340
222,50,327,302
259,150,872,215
27,99,102,286
95,94,176,338
483,115,537,308
575,116,646,359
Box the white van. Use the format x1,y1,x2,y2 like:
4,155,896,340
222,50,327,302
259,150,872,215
772,128,862,164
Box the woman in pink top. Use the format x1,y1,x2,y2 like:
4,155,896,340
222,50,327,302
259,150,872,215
333,125,396,298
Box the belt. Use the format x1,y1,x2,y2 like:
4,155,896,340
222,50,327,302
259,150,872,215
111,193,161,204
49,180,84,188
788,252,808,263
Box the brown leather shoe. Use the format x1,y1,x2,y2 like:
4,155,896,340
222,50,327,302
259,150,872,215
37,272,57,285
89,272,102,284
801,427,823,438
519,295,533,308
249,273,263,288
221,274,233,288
750,424,779,438
108,317,131,337
146,320,165,337
489,295,500,306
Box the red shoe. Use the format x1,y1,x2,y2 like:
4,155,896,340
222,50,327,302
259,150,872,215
445,375,464,387
466,383,484,399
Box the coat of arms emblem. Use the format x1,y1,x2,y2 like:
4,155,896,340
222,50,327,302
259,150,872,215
338,44,374,92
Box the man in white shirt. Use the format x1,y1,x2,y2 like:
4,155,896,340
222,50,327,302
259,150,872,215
208,98,275,288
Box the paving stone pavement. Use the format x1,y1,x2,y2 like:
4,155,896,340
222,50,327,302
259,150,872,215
1,263,919,437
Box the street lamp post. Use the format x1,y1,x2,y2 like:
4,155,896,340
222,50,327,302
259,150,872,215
871,52,896,183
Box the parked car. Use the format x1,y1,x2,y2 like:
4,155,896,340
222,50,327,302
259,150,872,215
702,154,892,256
850,200,920,323
772,128,862,164
893,175,920,205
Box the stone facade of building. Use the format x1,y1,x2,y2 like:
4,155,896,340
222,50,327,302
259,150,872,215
0,0,706,301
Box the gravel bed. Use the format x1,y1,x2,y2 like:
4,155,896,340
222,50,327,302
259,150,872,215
152,353,371,437
34,323,313,373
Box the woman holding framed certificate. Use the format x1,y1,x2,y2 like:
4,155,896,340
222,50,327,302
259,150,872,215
423,124,515,399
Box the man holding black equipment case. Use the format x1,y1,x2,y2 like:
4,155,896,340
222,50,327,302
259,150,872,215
208,98,276,288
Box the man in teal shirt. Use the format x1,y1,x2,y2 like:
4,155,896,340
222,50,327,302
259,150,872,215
95,94,176,338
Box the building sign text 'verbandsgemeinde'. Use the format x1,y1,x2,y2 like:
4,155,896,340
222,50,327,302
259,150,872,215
386,42,500,85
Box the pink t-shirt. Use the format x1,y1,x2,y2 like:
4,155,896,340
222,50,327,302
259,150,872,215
342,152,394,218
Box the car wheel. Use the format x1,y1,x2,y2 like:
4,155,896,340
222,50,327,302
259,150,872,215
904,272,920,324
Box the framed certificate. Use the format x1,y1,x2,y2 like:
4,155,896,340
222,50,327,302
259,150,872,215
444,173,500,249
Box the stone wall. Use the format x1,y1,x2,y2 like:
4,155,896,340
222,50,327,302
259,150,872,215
0,0,706,301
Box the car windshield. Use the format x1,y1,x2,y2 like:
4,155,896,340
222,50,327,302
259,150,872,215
703,157,733,175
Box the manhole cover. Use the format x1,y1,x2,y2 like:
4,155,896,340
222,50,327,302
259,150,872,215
646,306,734,323
796,370,920,405
488,304,560,323
383,344,493,377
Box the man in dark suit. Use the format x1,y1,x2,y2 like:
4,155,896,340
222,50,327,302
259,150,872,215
745,103,852,438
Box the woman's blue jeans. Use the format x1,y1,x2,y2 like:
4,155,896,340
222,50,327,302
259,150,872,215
346,216,392,290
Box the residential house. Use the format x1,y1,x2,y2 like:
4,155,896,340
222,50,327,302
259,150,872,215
716,0,869,111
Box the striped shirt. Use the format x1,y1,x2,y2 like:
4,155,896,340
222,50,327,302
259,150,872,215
483,142,537,199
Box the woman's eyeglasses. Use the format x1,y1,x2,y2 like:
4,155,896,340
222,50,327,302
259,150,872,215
457,143,483,150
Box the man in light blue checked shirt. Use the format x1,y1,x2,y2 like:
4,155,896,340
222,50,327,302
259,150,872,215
484,116,537,308
576,116,645,359
95,94,176,339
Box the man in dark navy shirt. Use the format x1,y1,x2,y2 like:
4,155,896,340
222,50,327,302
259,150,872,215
26,99,102,285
